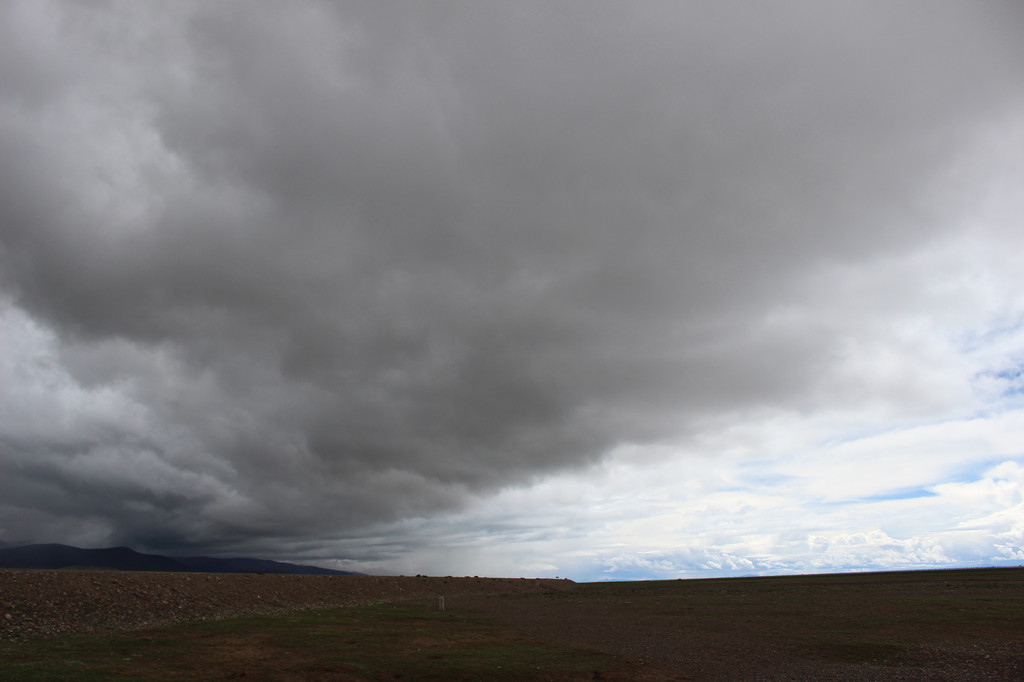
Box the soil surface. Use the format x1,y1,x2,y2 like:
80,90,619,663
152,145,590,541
0,569,572,640
449,570,1024,681
3,567,1024,680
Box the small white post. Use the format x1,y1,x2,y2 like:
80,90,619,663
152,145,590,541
438,595,445,611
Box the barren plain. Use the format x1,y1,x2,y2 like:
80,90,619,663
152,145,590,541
2,567,1023,680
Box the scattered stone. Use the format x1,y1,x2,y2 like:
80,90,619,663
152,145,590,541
0,570,572,641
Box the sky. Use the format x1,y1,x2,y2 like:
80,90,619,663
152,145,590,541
1,1,1022,582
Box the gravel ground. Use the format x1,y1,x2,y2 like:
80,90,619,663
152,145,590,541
453,592,1024,681
3,568,1022,680
449,573,1024,681
0,569,571,640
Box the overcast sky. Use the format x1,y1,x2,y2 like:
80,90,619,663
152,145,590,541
1,0,1022,580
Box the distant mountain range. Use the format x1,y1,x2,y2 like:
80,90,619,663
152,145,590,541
0,543,361,575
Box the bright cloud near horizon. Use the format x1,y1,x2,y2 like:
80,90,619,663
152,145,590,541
1,1,1022,581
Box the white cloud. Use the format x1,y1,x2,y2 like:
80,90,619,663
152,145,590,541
1,1,1022,579
335,411,1024,579
0,302,151,443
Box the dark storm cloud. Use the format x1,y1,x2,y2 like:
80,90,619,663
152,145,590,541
1,1,1021,555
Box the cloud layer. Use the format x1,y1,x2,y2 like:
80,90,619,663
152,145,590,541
1,1,1022,575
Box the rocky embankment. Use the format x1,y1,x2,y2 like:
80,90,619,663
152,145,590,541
0,569,574,640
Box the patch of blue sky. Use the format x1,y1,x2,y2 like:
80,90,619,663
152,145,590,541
728,474,800,494
975,362,1024,393
994,365,1024,396
733,462,800,489
954,312,1024,354
588,566,664,582
814,484,942,507
946,457,1022,483
813,416,954,452
857,486,938,503
842,458,1022,504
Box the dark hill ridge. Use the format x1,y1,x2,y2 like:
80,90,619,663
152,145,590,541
173,555,359,575
0,543,359,575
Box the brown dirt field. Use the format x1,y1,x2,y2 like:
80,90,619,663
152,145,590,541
446,569,1024,680
3,567,1024,680
0,570,573,639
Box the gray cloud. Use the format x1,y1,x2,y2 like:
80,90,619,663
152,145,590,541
1,1,1021,558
